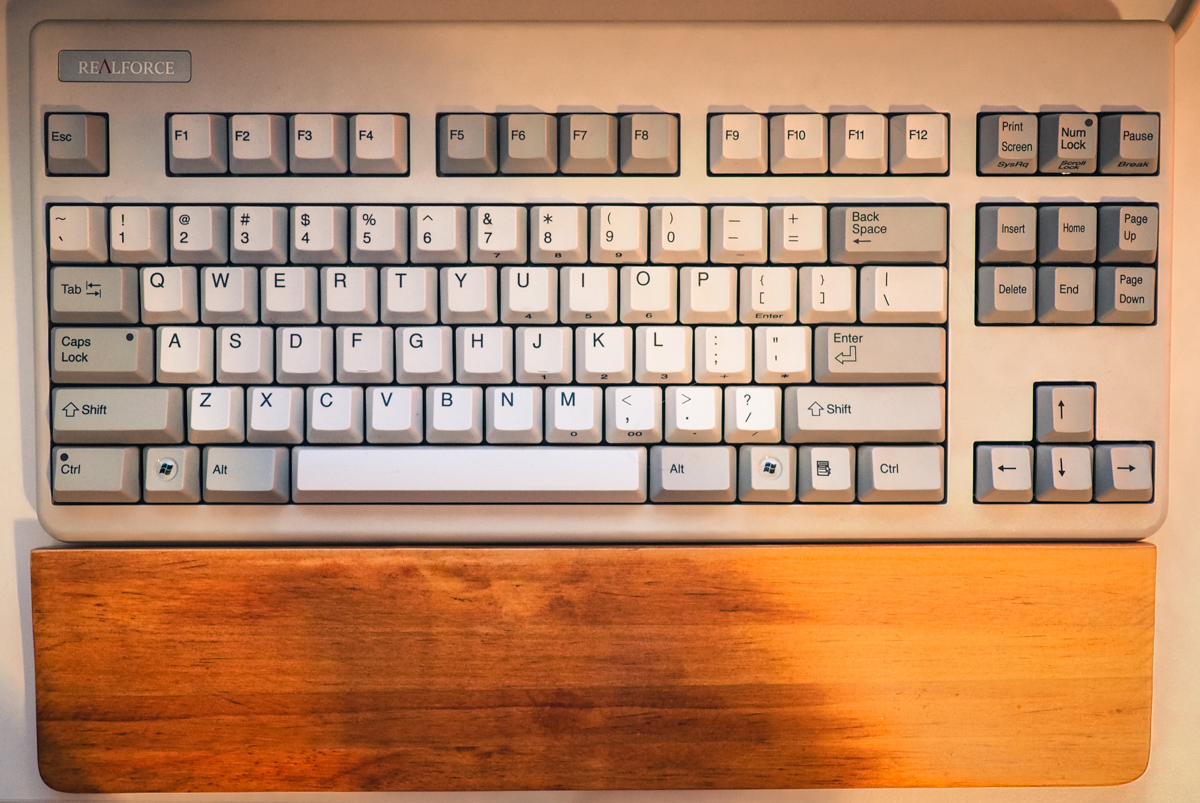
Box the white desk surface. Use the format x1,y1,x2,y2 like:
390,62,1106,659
2,4,1198,802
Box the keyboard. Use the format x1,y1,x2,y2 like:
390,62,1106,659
27,20,1172,542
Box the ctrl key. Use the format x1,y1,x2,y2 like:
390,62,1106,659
203,446,290,503
52,446,140,503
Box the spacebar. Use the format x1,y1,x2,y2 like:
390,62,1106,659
292,446,648,503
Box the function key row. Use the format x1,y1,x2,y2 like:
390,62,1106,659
978,112,1159,175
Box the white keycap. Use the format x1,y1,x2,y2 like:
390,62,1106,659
858,445,945,502
725,386,782,443
307,386,364,443
561,266,618,323
738,445,797,502
201,266,259,324
336,326,394,384
830,113,888,174
366,386,423,444
859,266,948,324
799,265,857,323
381,267,437,324
486,386,543,444
754,326,811,383
605,386,663,443
635,326,692,384
171,206,228,264
276,326,334,384
456,327,514,384
471,206,527,264
49,206,107,263
349,114,408,174
694,326,752,383
110,206,168,264
290,114,348,173
515,326,573,384
188,386,245,443
426,386,483,444
231,206,288,264
261,267,319,324
440,266,498,323
141,266,199,324
576,326,633,383
216,326,274,384
680,267,737,323
590,206,648,264
620,266,678,323
246,386,304,444
157,326,214,384
530,206,588,263
665,385,723,443
739,266,797,323
798,445,856,502
710,206,767,264
974,444,1034,503
229,114,287,174
321,266,378,324
889,114,949,174
411,206,468,264
501,267,558,324
650,206,707,263
291,206,348,264
709,113,768,173
1036,445,1093,501
769,114,829,174
351,206,407,264
396,326,454,384
545,386,603,444
168,114,228,174
770,206,827,264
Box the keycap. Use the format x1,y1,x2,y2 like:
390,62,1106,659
619,113,678,174
261,267,319,324
425,386,483,443
546,386,603,443
977,113,1038,174
144,446,202,503
109,206,168,264
46,113,107,175
650,206,707,264
471,206,528,264
1035,384,1094,442
50,266,138,323
247,386,305,444
974,444,1034,503
813,326,945,383
723,386,781,443
231,206,288,264
829,113,887,174
411,206,468,264
1097,266,1155,324
605,386,663,443
650,445,736,502
366,386,423,443
530,205,588,263
276,326,333,384
1099,113,1159,174
171,206,228,264
441,266,498,323
455,326,513,384
710,205,767,264
1094,443,1154,502
680,267,737,324
621,266,677,323
590,205,648,264
694,326,752,383
977,266,1036,324
349,114,408,174
307,386,364,443
709,113,768,173
157,325,214,384
784,386,945,443
1037,266,1095,324
1039,113,1098,174
500,114,557,174
291,206,348,264
559,113,618,174
515,326,572,383
1035,445,1093,502
396,326,454,383
857,445,944,502
381,267,437,324
216,326,274,384
798,445,856,503
486,386,543,444
51,326,153,383
351,206,407,264
291,446,647,503
335,325,393,385
829,206,946,264
321,267,378,324
561,266,617,323
740,266,797,324
770,205,826,264
439,114,497,174
289,113,348,173
52,447,139,503
798,266,856,323
168,114,228,174
635,325,692,384
769,114,828,174
202,267,259,324
1038,206,1096,263
501,267,556,324
49,205,107,262
229,114,287,174
188,386,245,443
575,326,633,383
738,445,796,502
52,387,184,443
753,326,810,383
859,266,947,324
665,385,722,442
142,266,199,324
1098,206,1157,263
977,206,1037,264
888,114,948,173
203,446,290,503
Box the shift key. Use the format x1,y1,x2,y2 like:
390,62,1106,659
814,326,945,383
51,327,154,383
829,206,947,264
53,387,184,443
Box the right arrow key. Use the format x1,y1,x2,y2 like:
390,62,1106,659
1094,443,1154,502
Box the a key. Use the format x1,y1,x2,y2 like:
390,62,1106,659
738,445,796,502
1097,266,1155,324
396,326,454,384
171,206,228,264
977,206,1037,264
351,205,407,264
440,266,498,323
261,266,319,324
307,386,364,443
168,114,228,174
1035,445,1093,502
202,266,259,324
1039,206,1096,263
530,206,588,263
144,446,202,503
515,326,573,384
456,326,514,384
619,113,678,174
974,444,1034,503
977,113,1038,174
798,445,856,503
694,326,752,384
142,266,199,324
1037,267,1095,324
247,386,305,444
575,326,633,383
289,113,348,173
605,386,663,443
229,114,288,174
977,266,1037,325
52,447,139,503
888,114,948,173
349,114,408,174
501,267,557,324
231,206,288,264
770,205,827,264
276,326,334,384
336,326,394,384
709,113,768,173
754,326,811,383
724,386,782,443
411,206,468,264
621,266,677,323
814,326,945,383
799,265,857,323
471,206,527,264
109,206,168,264
321,266,378,324
52,387,184,443
500,114,557,174
769,114,828,174
545,386,603,443
486,386,543,444
381,267,438,324
857,445,944,502
216,326,274,384
1099,114,1159,174
1039,113,1098,174
188,386,245,443
49,205,107,263
561,266,618,323
202,446,290,503
46,114,108,175
680,267,737,323
665,385,723,443
51,326,154,383
710,205,767,264
650,206,707,264
559,113,618,174
291,206,348,264
784,386,945,443
157,325,214,384
859,266,947,324
590,205,648,264
1099,206,1157,263
649,445,736,502
829,206,947,264
1035,384,1094,442
739,266,797,323
425,386,484,444
829,113,887,174
50,266,138,323
366,386,423,444
635,325,693,384
438,114,498,174
1094,443,1154,502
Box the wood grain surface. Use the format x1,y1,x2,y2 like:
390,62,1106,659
32,544,1154,792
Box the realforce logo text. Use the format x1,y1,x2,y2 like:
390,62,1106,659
77,58,177,76
59,50,191,83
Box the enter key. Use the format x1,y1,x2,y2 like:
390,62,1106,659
814,326,945,383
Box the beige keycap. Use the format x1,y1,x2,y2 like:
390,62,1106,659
1098,206,1157,263
530,206,588,263
439,114,498,174
1094,444,1154,502
455,326,513,385
247,386,305,444
708,113,768,173
51,326,154,384
52,447,139,503
977,206,1037,264
740,266,797,323
291,206,348,264
545,386,603,443
1039,206,1097,263
619,113,678,174
977,113,1037,174
336,326,394,384
110,206,168,264
515,326,572,384
171,206,228,264
738,445,796,502
51,266,139,323
412,206,469,264
202,446,290,503
650,445,736,502
888,114,948,173
694,326,752,383
974,444,1034,503
1037,266,1095,324
231,206,288,264
650,206,707,264
724,386,781,443
829,206,947,265
829,113,887,174
216,326,274,384
1039,113,1098,174
1035,384,1094,442
561,266,618,323
276,326,334,384
1035,445,1093,502
770,205,827,264
351,206,407,264
784,386,945,443
229,114,287,174
168,114,228,174
49,205,107,263
501,267,557,324
381,267,438,324
396,326,453,384
857,445,944,502
144,446,202,503
859,266,947,324
814,326,945,383
471,206,528,264
753,326,810,384
620,266,678,323
142,266,199,324
261,267,318,324
46,114,108,175
605,386,663,443
769,114,828,174
289,114,348,173
798,445,855,502
52,387,184,444
500,114,557,174
366,386,423,444
680,266,738,323
350,114,408,174
1097,267,1155,324
665,386,722,443
486,386,543,444
559,113,618,174
635,326,692,384
590,205,648,264
710,205,767,264
977,266,1036,325
1099,113,1159,174
799,266,857,323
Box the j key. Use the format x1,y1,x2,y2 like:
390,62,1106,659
515,326,573,384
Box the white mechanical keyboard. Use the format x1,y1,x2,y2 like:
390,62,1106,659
27,20,1172,542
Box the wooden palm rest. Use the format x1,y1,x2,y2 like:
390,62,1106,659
32,544,1154,792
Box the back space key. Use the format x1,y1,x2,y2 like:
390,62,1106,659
829,206,947,264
